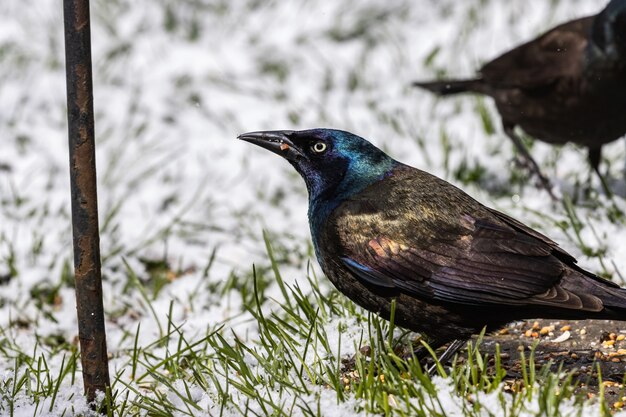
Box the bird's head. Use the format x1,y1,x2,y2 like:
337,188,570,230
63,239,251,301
238,129,399,203
591,0,626,58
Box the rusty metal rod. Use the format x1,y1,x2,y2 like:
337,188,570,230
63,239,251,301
63,0,111,402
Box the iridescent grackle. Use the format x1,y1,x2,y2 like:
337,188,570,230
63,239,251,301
239,128,626,366
414,0,626,195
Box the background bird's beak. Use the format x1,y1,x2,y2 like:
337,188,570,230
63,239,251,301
238,130,306,161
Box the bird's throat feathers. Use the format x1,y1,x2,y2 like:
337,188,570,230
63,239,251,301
302,149,399,229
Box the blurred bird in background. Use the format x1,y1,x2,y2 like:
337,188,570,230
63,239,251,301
414,0,626,197
240,128,626,367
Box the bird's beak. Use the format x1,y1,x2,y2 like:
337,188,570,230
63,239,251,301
238,130,306,161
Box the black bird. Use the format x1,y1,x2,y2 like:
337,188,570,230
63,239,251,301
414,0,626,194
239,128,626,365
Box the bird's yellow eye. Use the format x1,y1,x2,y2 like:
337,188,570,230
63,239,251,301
312,142,327,153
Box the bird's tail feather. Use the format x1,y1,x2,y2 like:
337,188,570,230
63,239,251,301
412,78,486,96
596,286,626,318
563,271,626,319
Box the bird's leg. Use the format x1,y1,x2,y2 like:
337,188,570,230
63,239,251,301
503,124,557,201
588,147,602,176
620,137,626,192
588,146,613,198
426,339,467,375
408,336,445,361
408,338,467,375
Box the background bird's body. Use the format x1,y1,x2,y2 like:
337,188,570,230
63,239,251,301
240,128,626,353
414,1,626,174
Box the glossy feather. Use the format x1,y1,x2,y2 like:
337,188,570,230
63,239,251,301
240,128,626,350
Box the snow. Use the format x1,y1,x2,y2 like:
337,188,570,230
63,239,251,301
1,0,625,415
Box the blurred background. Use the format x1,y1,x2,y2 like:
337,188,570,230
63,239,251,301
0,0,625,414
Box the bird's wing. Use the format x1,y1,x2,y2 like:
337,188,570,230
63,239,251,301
338,210,600,311
479,16,593,90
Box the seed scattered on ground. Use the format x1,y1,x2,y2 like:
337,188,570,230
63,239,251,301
552,331,570,343
603,340,615,348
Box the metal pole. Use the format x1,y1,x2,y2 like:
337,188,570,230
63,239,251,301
62,0,111,402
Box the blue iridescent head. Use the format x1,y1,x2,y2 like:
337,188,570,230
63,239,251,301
591,0,626,58
238,128,399,202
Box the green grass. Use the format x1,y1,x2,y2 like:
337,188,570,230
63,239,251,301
0,239,616,416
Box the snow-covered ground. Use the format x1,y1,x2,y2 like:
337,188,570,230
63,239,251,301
1,0,625,415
